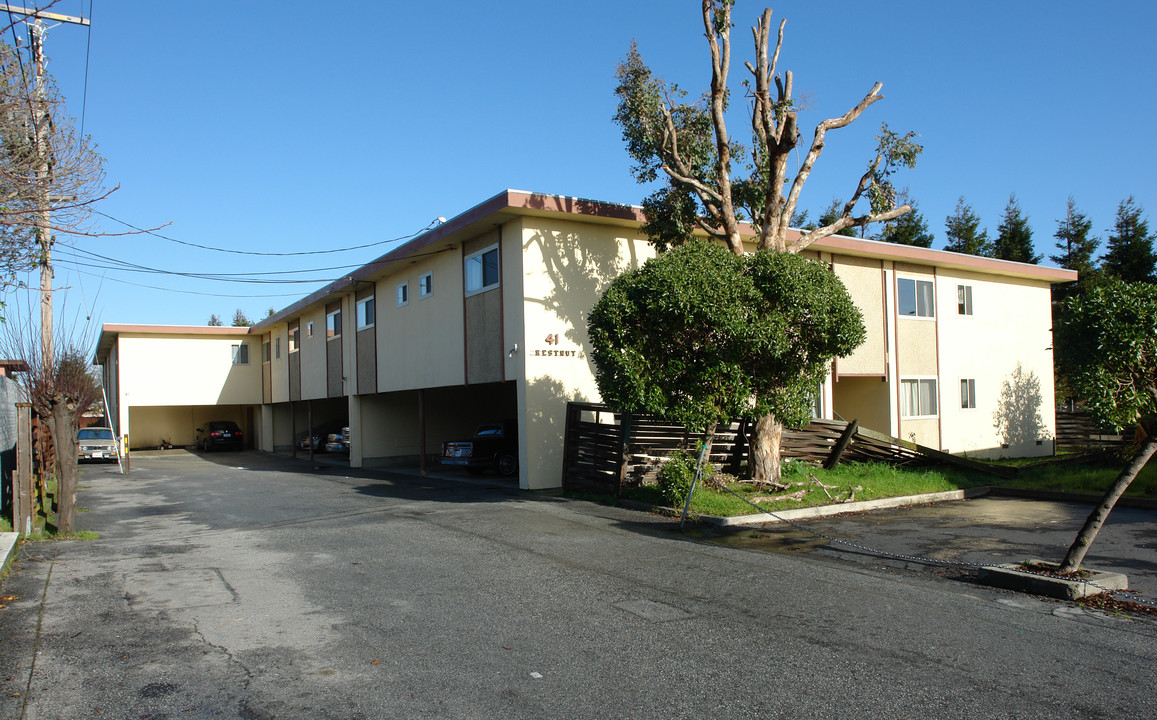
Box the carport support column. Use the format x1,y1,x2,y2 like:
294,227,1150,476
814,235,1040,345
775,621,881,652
349,394,363,468
418,389,426,477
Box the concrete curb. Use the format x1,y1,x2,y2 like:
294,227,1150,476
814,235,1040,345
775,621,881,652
0,532,19,571
697,486,993,528
979,560,1129,600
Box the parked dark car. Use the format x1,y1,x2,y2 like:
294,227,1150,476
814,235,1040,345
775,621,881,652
77,426,118,463
441,420,518,476
196,421,244,452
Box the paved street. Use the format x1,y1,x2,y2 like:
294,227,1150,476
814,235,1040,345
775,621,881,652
1,451,1155,719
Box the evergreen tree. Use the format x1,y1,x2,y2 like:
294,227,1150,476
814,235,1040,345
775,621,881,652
942,196,993,256
877,190,933,247
817,198,844,231
1101,196,1156,283
1049,197,1099,298
207,314,223,327
231,309,253,327
993,193,1040,263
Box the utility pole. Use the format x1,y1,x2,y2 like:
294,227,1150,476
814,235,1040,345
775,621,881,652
1,5,90,362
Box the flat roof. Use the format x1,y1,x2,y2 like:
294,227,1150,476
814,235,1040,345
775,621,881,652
94,324,251,364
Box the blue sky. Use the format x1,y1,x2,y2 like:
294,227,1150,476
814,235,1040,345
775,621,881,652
7,0,1156,328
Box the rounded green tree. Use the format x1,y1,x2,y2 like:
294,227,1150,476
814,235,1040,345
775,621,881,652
588,241,865,482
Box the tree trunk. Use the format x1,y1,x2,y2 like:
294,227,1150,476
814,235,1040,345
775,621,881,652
1058,434,1157,573
48,400,80,534
750,414,784,487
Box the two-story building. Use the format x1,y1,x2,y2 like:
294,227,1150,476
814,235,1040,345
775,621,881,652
95,190,1076,489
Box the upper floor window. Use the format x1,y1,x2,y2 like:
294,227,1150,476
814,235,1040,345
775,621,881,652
357,296,376,328
900,378,938,418
232,343,250,365
465,245,500,295
898,277,934,318
326,309,341,339
419,272,433,299
396,282,409,307
306,321,314,338
957,285,973,315
275,337,281,359
960,378,977,409
290,324,300,351
262,341,271,363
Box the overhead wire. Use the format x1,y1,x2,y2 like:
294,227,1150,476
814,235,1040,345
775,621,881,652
92,209,442,257
78,0,93,141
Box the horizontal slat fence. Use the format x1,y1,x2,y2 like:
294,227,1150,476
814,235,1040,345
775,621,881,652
1055,409,1129,450
562,403,930,495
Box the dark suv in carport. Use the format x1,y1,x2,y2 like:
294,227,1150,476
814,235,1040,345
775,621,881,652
196,421,244,452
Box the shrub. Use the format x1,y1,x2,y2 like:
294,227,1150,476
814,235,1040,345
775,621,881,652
657,450,714,507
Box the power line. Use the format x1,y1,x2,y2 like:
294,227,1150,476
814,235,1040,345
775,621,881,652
58,243,364,279
24,266,308,299
92,209,443,257
78,0,92,141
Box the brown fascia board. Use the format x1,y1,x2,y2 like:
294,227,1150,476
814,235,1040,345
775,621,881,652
249,189,1075,332
94,323,251,364
251,190,648,332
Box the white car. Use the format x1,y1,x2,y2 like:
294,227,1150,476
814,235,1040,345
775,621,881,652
78,427,118,462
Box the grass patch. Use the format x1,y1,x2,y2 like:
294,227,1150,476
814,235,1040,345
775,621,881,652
577,450,1157,519
996,456,1157,497
622,460,986,517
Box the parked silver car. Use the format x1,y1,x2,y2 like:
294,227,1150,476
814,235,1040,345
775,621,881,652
77,426,118,462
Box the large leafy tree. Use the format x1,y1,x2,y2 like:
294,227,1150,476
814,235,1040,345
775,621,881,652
611,1,918,483
942,197,993,257
1100,196,1155,283
1049,197,1099,299
993,193,1040,263
589,242,865,480
1054,279,1157,572
877,190,933,247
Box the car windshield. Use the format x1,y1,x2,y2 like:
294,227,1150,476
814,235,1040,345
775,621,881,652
476,425,503,436
209,422,239,431
78,428,114,440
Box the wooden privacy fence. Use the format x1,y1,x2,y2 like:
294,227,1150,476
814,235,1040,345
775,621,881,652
1055,408,1130,450
561,402,1014,495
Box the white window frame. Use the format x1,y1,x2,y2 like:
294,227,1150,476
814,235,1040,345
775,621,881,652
396,282,409,307
262,340,271,363
357,296,376,329
289,325,300,352
306,321,314,338
897,277,935,319
326,309,341,340
961,378,977,409
232,343,250,365
275,337,281,359
957,284,973,316
465,244,500,296
900,377,938,418
419,272,433,299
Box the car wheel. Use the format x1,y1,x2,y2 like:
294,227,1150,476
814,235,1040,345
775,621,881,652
496,453,518,477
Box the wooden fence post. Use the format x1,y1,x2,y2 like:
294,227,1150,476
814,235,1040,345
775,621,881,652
15,403,32,536
615,411,633,496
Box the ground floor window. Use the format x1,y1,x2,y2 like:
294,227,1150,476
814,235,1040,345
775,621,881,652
901,378,937,417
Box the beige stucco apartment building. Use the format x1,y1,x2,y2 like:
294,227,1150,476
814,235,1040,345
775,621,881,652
95,190,1076,489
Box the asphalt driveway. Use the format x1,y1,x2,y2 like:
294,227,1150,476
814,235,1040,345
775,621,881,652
0,451,1154,719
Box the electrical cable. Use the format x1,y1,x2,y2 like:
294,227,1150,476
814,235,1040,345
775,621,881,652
92,209,442,257
78,0,93,142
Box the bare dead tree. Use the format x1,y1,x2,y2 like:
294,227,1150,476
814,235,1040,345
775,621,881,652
0,38,113,288
3,307,100,534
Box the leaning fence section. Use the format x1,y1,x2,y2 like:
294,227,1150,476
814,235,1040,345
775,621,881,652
561,404,940,496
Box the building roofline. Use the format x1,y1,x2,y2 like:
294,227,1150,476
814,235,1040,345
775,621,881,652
212,189,1075,333
94,324,251,364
